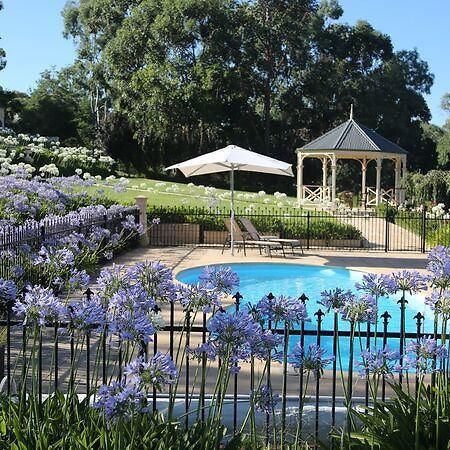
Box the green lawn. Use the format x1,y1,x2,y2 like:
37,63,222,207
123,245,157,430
89,176,304,213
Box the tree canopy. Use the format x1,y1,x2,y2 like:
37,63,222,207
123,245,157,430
59,0,434,186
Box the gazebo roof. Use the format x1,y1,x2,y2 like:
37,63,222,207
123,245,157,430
298,118,408,155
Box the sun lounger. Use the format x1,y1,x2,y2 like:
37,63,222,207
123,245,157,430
222,218,285,257
238,217,304,255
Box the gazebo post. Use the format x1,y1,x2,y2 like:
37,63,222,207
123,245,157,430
331,156,337,202
401,155,407,203
375,157,382,206
394,158,401,204
361,158,367,208
322,157,328,201
297,152,304,205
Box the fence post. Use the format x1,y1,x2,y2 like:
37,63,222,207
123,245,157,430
421,205,426,253
384,206,389,252
135,196,149,246
306,211,310,250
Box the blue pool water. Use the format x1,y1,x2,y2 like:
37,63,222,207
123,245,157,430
177,263,434,367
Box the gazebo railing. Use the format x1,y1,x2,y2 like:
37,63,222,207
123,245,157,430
366,187,395,206
302,185,330,203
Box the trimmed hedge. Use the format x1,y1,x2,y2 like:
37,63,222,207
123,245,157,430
148,207,362,241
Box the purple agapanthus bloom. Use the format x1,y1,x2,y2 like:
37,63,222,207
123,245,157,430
198,266,240,294
109,285,155,313
68,297,106,332
288,343,334,377
121,215,144,234
340,294,378,324
124,353,177,392
425,289,450,317
389,270,428,294
357,346,400,377
68,269,90,291
109,308,155,344
403,337,448,374
251,385,280,414
355,273,396,297
427,245,450,288
96,264,127,300
248,329,283,361
177,283,222,313
191,310,263,372
319,288,354,312
257,295,310,324
94,380,147,422
0,278,17,303
126,261,177,303
13,285,66,326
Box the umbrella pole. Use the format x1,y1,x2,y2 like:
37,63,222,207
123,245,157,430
230,167,235,255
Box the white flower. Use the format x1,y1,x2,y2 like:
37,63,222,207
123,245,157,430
75,168,83,175
39,163,59,177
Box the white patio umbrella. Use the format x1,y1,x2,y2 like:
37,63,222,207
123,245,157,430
166,144,294,254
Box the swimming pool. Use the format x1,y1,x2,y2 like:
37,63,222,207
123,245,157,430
177,263,433,366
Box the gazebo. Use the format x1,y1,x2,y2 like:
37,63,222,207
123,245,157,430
296,111,408,207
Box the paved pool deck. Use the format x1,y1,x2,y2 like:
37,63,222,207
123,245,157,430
111,245,429,276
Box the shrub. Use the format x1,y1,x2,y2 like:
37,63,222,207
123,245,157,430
148,206,363,240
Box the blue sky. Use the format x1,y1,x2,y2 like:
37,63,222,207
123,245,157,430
0,0,448,126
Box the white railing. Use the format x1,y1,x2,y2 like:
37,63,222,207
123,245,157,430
302,185,330,203
366,187,395,206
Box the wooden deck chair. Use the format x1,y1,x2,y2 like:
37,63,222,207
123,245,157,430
238,217,304,255
222,218,285,257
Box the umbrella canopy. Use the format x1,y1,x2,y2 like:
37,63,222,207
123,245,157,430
166,145,294,177
166,145,294,254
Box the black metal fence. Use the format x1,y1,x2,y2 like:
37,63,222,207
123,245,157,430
148,205,449,253
0,206,140,284
0,289,446,441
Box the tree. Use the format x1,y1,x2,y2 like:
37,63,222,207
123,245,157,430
62,0,435,188
436,92,450,168
16,69,92,144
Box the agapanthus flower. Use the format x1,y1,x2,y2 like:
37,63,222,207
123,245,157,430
248,329,283,361
177,283,222,313
288,343,334,377
124,353,177,392
94,380,147,422
251,385,280,414
340,294,378,324
425,289,450,317
67,269,90,291
319,288,354,312
198,265,239,294
68,297,106,332
109,309,155,344
126,261,177,303
257,294,310,324
13,285,66,326
191,311,263,372
389,270,428,294
96,264,127,301
404,337,448,373
357,346,400,377
121,215,144,234
427,245,450,288
355,273,395,297
109,285,155,313
0,278,17,303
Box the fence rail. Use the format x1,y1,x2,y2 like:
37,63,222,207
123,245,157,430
0,289,447,440
147,205,450,253
0,206,140,284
